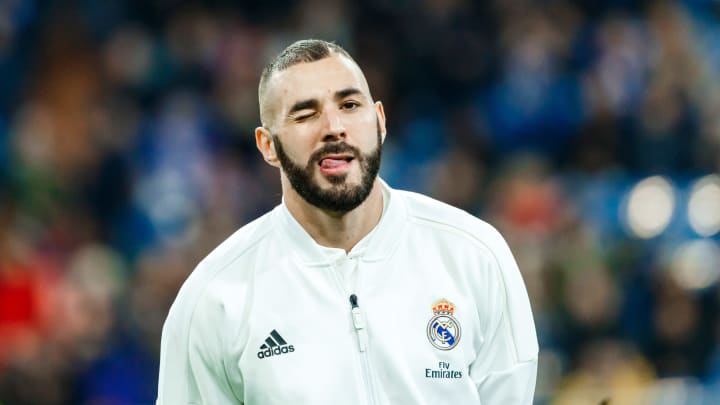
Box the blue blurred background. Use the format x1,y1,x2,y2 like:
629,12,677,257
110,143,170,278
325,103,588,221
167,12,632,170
0,0,719,404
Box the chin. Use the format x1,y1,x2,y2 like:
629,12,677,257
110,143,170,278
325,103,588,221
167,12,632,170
321,173,364,188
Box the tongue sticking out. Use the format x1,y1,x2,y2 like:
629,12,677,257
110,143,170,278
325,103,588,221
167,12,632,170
320,158,349,169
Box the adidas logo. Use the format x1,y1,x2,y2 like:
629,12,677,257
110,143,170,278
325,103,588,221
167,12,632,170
257,330,295,359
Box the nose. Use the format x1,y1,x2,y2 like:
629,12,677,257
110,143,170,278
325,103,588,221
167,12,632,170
320,108,346,142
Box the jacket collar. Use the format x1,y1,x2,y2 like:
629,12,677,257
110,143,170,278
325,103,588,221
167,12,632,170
272,179,407,266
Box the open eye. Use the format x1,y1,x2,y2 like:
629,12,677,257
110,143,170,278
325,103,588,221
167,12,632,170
341,101,359,110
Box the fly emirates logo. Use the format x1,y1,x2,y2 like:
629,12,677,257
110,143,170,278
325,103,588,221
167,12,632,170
425,361,463,379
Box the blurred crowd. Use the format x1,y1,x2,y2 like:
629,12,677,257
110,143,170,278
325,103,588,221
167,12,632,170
0,0,719,404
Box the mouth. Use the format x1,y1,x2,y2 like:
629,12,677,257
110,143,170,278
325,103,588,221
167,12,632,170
317,154,355,176
318,154,354,168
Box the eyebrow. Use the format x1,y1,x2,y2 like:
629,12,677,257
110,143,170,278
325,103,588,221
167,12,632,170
334,87,363,101
288,99,319,116
287,87,365,116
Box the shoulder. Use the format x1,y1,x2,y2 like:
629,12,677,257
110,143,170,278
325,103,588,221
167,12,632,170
163,207,277,328
198,208,277,277
394,189,507,250
157,212,279,400
186,207,276,292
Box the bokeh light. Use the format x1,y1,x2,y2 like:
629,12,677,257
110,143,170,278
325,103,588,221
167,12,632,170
687,175,720,237
668,239,720,291
625,176,675,239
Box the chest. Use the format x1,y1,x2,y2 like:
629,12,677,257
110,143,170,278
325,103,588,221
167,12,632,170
232,251,488,404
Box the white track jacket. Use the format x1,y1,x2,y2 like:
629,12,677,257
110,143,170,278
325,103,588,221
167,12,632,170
157,181,538,404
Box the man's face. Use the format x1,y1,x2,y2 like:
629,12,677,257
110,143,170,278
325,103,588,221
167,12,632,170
259,55,386,212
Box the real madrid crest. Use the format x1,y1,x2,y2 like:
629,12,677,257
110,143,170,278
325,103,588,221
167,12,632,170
427,298,461,350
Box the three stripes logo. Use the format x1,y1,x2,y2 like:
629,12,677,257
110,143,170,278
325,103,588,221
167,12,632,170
257,329,295,359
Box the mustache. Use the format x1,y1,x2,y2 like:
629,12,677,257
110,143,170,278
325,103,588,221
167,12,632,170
308,142,362,166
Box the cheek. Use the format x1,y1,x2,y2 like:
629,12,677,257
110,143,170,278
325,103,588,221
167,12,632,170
349,115,380,145
286,146,314,165
277,130,316,160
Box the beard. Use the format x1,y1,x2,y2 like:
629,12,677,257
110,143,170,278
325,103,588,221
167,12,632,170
272,122,382,213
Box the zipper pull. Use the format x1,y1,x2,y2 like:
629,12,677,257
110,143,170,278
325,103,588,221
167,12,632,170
349,294,368,352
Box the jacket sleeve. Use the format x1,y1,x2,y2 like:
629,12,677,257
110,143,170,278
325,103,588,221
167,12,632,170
469,228,539,404
157,280,243,404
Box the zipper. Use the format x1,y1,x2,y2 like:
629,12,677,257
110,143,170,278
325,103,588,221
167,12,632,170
349,294,368,351
329,257,379,404
348,294,378,405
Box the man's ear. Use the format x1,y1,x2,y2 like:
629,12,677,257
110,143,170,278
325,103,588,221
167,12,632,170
255,126,280,168
375,101,387,144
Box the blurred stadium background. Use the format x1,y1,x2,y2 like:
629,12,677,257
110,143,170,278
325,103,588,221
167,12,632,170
0,0,719,404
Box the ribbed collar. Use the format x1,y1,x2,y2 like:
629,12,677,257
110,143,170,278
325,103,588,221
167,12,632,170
272,179,407,266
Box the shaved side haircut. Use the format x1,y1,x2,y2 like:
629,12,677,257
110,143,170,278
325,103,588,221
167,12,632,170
258,39,355,127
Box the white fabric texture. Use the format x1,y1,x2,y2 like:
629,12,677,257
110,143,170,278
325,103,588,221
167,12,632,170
157,180,538,404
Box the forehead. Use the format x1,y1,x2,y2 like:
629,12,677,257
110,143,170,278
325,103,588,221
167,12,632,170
268,55,371,107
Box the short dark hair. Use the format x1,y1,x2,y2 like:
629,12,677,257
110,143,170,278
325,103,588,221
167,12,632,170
258,39,355,126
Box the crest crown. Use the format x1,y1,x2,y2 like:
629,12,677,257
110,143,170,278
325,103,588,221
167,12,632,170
432,298,455,316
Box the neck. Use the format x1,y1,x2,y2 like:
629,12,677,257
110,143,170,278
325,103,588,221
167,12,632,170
282,179,384,253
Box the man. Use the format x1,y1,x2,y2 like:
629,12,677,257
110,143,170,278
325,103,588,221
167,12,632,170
157,39,538,404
